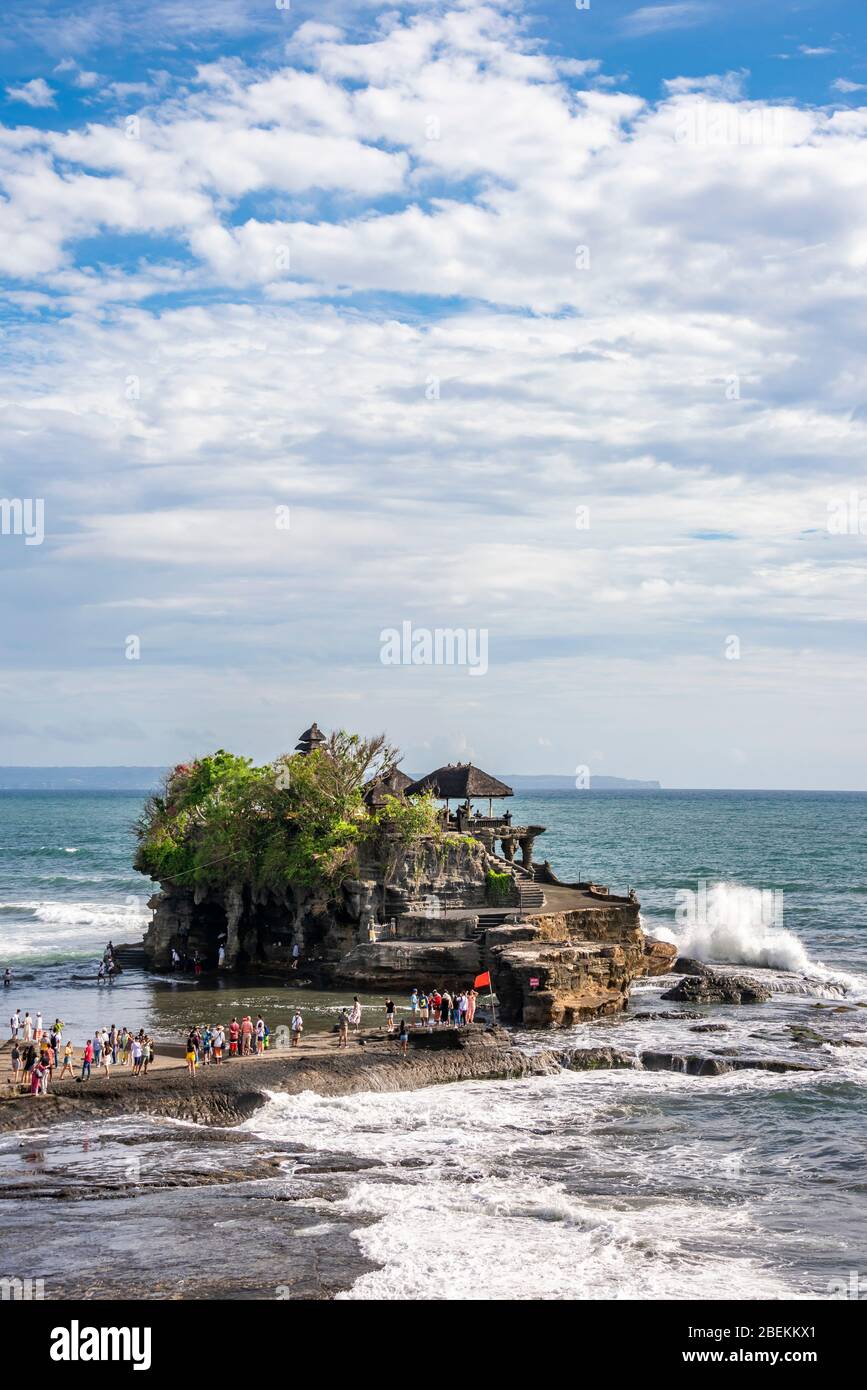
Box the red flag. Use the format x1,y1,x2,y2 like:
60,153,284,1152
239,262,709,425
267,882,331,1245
474,971,491,989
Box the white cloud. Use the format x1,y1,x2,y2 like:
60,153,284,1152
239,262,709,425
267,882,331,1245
621,4,709,38
0,4,866,782
663,70,748,99
5,77,56,108
832,78,866,94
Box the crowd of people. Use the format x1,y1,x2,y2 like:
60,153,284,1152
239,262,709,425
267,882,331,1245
407,986,479,1027
182,1010,306,1076
7,1010,156,1094
6,977,485,1093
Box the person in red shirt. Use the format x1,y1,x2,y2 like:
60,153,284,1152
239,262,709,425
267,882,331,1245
229,1017,240,1056
81,1039,94,1080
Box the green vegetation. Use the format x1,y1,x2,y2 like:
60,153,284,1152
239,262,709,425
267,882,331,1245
485,868,514,907
134,733,442,894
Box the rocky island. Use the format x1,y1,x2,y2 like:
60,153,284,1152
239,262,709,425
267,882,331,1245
134,725,676,1028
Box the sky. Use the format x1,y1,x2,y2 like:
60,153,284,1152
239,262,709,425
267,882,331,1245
0,0,866,788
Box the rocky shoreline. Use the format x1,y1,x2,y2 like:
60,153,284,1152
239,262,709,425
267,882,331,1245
0,1025,562,1135
2,970,824,1137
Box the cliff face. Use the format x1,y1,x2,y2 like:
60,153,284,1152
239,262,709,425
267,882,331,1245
143,833,491,973
487,908,647,1028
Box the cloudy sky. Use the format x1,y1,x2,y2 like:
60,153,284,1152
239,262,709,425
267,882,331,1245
1,0,866,787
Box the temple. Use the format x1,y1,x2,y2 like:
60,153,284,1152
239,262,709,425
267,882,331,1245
140,725,676,1026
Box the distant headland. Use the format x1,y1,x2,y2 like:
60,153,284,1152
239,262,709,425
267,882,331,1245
0,767,661,792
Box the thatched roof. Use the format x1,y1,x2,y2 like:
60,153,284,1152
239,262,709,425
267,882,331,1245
405,763,513,800
363,766,414,806
295,722,327,755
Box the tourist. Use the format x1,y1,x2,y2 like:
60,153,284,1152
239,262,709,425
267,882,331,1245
348,997,362,1032
229,1017,240,1056
3,968,11,988
23,1011,33,1042
398,1018,409,1058
10,1008,20,1040
81,1039,93,1080
337,1009,349,1047
30,1059,45,1096
100,1043,112,1079
418,992,428,1025
467,989,478,1023
292,942,300,970
142,1037,154,1074
60,1041,74,1079
97,961,106,984
218,944,225,968
201,1024,212,1065
171,947,180,970
410,989,418,1019
131,1036,143,1075
290,1010,303,1047
212,1025,224,1064
185,1031,198,1077
93,1031,102,1067
384,998,396,1034
9,1041,21,1084
441,989,452,1025
35,1011,43,1042
255,1015,266,1055
241,1015,254,1056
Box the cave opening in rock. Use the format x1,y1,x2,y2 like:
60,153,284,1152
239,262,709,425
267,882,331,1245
184,899,228,970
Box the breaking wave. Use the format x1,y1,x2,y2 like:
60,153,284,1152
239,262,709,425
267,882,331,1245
651,880,865,996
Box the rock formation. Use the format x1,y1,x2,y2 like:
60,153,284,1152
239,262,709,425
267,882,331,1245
141,837,660,1028
661,971,771,1005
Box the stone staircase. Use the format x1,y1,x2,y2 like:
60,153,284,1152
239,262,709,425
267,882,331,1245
517,881,545,912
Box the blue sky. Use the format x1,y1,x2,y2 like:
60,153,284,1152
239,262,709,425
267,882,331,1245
0,0,866,786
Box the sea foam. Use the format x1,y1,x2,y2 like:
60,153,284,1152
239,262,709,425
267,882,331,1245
651,880,865,996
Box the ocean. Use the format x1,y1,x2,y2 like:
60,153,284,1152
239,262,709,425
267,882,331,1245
1,789,866,1300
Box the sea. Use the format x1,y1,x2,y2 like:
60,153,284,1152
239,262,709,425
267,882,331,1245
1,788,865,1301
